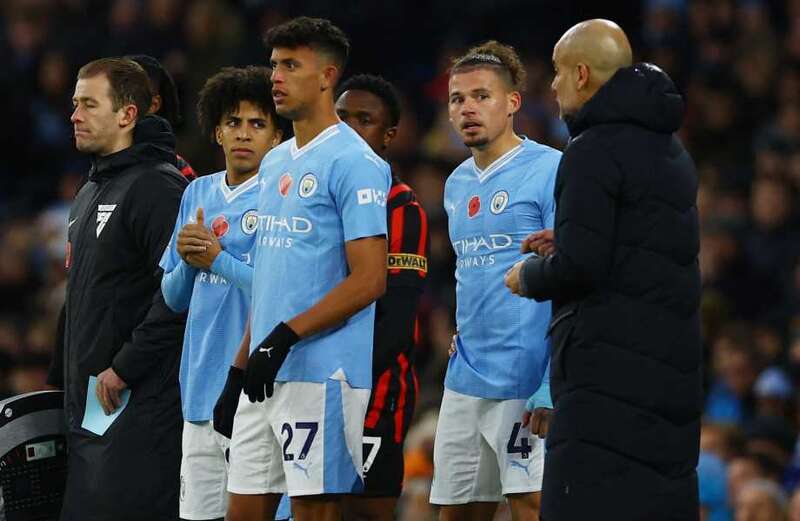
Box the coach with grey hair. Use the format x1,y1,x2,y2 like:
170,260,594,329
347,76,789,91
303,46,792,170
504,20,702,520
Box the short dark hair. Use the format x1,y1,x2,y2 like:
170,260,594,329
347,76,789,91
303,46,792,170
264,17,350,71
337,74,401,127
77,57,152,119
451,40,527,91
127,54,182,128
196,66,281,142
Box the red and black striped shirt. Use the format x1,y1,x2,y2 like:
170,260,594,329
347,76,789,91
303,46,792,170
364,176,429,443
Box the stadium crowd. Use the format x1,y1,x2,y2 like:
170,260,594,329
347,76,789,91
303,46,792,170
2,0,800,519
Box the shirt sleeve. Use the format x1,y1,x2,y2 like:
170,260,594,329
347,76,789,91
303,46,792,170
113,167,187,385
159,183,197,312
387,202,429,290
330,151,391,242
521,141,621,302
526,360,553,410
161,261,196,312
211,250,253,296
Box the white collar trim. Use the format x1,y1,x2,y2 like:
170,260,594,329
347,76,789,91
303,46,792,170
219,172,259,203
290,124,340,159
472,142,524,183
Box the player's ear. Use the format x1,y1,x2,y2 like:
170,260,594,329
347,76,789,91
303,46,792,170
320,64,339,92
272,129,283,148
507,91,522,117
384,126,398,149
148,94,162,115
215,125,223,146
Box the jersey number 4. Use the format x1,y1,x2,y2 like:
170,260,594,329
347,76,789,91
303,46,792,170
507,422,531,459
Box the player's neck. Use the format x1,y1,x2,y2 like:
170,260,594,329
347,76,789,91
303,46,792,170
293,99,339,149
224,167,256,187
472,130,523,171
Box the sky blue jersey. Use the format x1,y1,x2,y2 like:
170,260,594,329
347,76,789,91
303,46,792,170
160,171,258,421
444,139,561,399
251,123,391,389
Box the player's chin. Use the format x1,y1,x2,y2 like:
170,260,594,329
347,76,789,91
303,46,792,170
231,157,259,173
462,134,489,148
275,103,300,120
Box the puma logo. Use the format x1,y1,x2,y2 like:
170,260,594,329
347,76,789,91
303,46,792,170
510,459,532,477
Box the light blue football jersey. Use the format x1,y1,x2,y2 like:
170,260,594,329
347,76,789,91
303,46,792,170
444,138,561,399
251,123,391,389
160,171,259,421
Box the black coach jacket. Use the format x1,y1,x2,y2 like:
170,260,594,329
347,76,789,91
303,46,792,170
521,64,702,520
60,115,187,521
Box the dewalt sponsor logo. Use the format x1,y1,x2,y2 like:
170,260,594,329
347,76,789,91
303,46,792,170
387,253,428,273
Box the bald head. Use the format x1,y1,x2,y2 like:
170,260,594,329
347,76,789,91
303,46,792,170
551,19,633,117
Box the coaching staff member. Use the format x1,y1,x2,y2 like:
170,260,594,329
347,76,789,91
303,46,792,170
505,20,702,520
60,57,187,520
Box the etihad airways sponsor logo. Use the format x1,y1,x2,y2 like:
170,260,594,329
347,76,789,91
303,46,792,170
257,214,312,233
452,233,514,270
256,214,313,249
451,234,513,255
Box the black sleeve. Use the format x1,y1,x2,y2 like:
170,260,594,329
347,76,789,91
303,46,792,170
372,202,429,375
45,304,66,389
373,286,423,376
387,203,429,290
111,167,187,384
521,140,621,302
112,289,186,385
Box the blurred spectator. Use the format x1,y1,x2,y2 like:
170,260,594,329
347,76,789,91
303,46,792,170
702,422,746,462
699,451,733,521
706,324,762,423
753,367,794,420
788,487,800,521
734,479,788,521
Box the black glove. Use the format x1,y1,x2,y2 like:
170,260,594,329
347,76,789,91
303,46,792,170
244,322,299,402
213,366,244,438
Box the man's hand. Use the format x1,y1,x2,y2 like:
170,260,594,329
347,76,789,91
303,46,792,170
448,331,458,357
213,366,245,438
522,407,552,439
96,367,127,415
244,322,300,402
521,229,555,256
505,260,525,296
177,208,221,268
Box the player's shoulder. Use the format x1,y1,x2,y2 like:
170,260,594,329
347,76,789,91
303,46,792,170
330,124,389,169
184,170,222,196
517,138,562,162
518,139,562,168
447,156,476,184
260,139,292,168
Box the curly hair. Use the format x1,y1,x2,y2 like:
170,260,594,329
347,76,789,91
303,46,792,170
337,74,401,127
264,16,349,71
451,40,527,91
196,66,280,141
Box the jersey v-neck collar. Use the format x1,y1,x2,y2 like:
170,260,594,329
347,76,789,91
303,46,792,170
472,140,525,184
290,123,340,160
219,172,259,203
